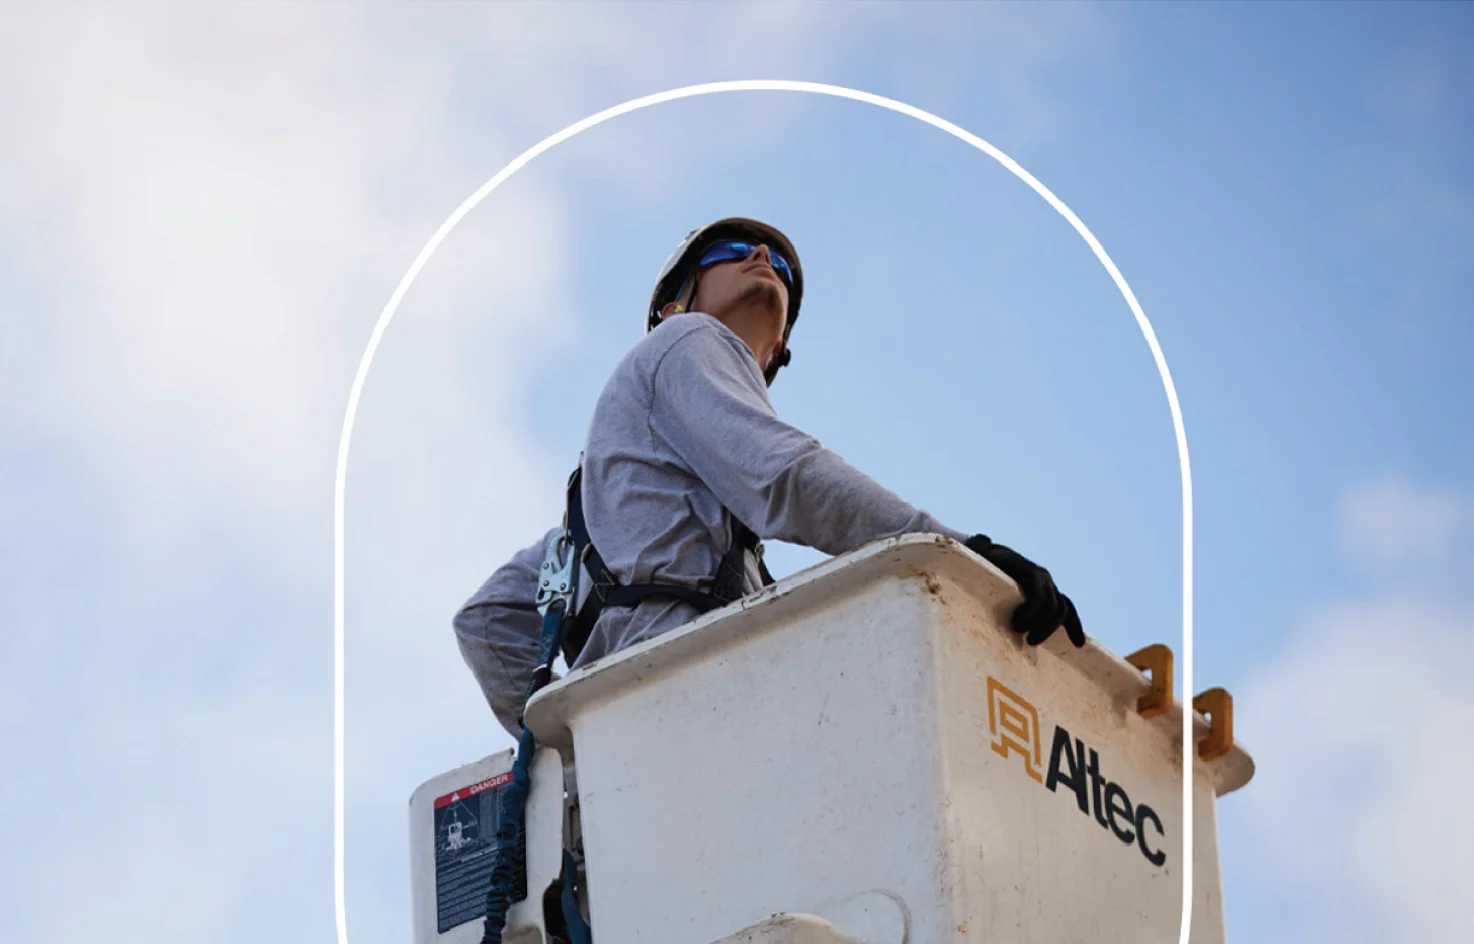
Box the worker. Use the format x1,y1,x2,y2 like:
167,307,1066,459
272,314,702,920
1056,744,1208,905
455,217,1085,736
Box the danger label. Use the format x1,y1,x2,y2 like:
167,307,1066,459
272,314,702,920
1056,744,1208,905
435,772,512,809
432,771,518,933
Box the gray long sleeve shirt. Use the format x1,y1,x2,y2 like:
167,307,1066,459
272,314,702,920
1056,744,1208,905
455,312,967,735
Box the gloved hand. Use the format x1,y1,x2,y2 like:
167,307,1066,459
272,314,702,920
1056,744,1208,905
964,534,1086,648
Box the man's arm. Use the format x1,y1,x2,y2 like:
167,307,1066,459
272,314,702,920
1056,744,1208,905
649,321,1084,649
453,528,560,737
649,323,968,556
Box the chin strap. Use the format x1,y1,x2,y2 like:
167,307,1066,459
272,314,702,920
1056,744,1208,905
764,345,792,385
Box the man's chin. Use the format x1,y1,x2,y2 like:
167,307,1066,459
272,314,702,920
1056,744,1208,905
739,280,785,319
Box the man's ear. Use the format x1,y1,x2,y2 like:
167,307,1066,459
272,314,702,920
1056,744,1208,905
661,273,697,319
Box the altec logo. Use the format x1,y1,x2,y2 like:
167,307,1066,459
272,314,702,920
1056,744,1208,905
986,677,1167,868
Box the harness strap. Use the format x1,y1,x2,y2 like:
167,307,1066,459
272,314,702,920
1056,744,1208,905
480,605,562,944
559,467,772,665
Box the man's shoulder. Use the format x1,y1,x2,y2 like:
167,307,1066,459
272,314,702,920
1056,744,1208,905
644,312,738,353
621,313,747,376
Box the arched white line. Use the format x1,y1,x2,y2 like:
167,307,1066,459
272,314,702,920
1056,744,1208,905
334,80,1196,944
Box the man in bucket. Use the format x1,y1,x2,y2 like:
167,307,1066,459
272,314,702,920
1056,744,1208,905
455,217,1085,736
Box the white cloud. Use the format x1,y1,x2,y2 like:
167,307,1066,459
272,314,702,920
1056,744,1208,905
0,7,595,943
1237,483,1474,942
1339,479,1472,573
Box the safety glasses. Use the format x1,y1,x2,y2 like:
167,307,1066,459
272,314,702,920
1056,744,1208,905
696,239,795,288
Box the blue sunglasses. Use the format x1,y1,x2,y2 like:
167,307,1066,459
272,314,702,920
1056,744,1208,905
697,239,795,287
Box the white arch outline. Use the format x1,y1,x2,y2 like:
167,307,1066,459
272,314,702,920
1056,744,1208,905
334,80,1196,944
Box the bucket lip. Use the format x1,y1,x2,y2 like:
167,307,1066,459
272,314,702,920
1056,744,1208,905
407,746,516,810
525,533,972,746
524,533,1254,797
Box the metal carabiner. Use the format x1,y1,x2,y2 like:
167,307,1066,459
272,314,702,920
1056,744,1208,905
536,531,578,618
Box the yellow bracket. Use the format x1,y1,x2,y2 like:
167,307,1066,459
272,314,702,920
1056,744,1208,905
1192,687,1234,761
1124,643,1174,719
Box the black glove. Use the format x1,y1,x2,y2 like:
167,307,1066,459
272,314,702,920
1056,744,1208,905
964,534,1086,648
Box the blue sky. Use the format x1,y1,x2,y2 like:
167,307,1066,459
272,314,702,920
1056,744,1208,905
2,4,1471,943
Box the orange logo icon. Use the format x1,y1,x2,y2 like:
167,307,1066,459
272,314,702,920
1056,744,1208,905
987,676,1043,783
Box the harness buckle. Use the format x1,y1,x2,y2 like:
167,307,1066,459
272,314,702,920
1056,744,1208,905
536,531,578,618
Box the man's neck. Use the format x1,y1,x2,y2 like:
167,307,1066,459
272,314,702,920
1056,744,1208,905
709,305,781,371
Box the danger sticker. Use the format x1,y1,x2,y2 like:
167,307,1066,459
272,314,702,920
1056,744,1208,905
432,770,519,933
434,772,512,809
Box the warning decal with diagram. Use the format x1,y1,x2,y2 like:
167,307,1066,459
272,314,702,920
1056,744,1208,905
432,771,517,933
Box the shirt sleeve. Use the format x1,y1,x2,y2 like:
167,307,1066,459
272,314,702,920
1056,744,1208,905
648,324,968,557
453,528,560,737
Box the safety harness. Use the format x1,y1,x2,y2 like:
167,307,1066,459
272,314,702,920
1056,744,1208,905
480,465,774,943
558,465,774,665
